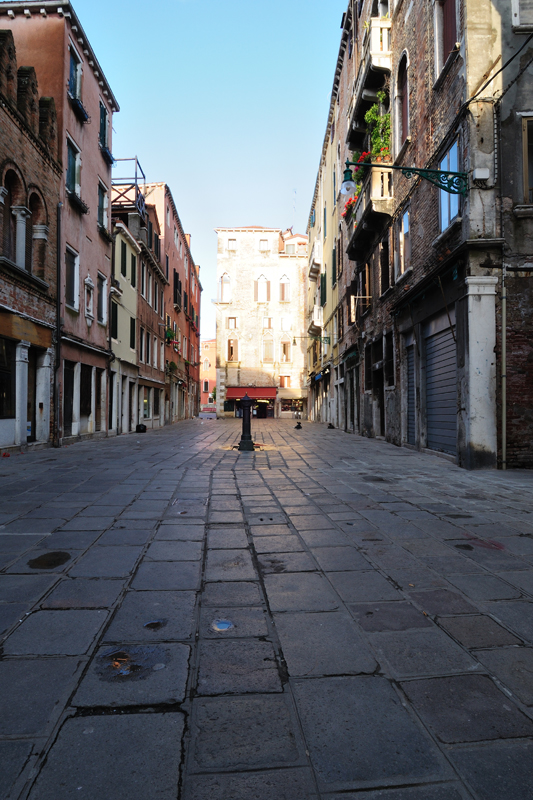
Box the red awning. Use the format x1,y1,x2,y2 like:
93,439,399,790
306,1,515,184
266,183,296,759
225,387,277,400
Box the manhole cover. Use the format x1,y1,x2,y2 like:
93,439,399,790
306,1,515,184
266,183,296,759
211,619,234,632
27,551,71,569
95,645,168,681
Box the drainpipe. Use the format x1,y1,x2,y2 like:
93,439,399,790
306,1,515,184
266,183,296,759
501,264,507,470
53,202,63,447
108,227,117,434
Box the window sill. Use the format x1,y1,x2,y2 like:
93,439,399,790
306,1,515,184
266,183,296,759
0,257,49,291
99,144,114,166
379,286,394,301
513,205,533,219
65,303,79,314
431,216,462,249
395,267,413,285
68,92,90,123
98,224,113,243
67,190,89,215
433,44,460,91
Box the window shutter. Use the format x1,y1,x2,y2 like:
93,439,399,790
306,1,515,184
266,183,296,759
130,317,136,349
254,281,258,301
320,272,327,306
111,302,118,340
442,0,457,58
266,281,271,301
332,247,336,286
121,241,127,276
131,254,136,287
99,103,107,145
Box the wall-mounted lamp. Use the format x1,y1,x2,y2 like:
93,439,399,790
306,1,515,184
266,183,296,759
341,160,468,196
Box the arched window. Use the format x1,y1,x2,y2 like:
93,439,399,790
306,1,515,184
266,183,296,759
203,359,210,371
2,170,22,263
28,191,47,278
219,273,231,303
397,55,409,147
255,274,270,303
280,336,292,363
280,275,291,302
227,338,238,362
262,334,274,362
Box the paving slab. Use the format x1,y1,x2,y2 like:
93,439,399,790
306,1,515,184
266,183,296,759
298,528,351,547
73,642,189,706
0,601,30,635
386,568,448,590
0,658,80,735
484,600,533,643
182,767,318,800
368,628,476,677
196,639,282,694
324,787,466,800
189,694,304,771
449,741,533,800
41,578,123,609
132,560,201,590
7,548,82,574
419,555,484,575
103,590,196,642
60,516,115,531
402,674,533,743
202,581,262,606
3,608,107,654
254,535,304,553
96,528,153,546
438,615,522,648
264,572,340,611
475,647,533,705
274,610,377,676
0,534,46,552
408,589,478,616
290,515,337,531
497,569,533,594
68,546,142,578
207,527,248,548
329,570,401,602
446,573,522,601
258,551,316,573
145,540,202,561
361,544,421,570
155,523,205,540
27,713,184,800
311,545,371,571
349,601,433,632
250,523,292,536
3,518,65,533
200,606,268,638
0,740,33,800
292,676,447,792
205,548,256,581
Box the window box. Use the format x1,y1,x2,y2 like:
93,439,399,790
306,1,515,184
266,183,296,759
98,224,113,243
68,92,90,123
67,189,89,215
100,144,114,166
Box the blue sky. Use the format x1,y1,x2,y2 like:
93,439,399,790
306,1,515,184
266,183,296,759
73,0,348,337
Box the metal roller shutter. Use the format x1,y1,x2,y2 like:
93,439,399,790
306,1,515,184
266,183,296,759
407,345,416,444
425,327,457,455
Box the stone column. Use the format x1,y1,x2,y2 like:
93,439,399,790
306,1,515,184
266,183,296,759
32,225,49,279
463,276,498,469
0,187,7,250
11,207,31,270
14,341,30,446
35,348,53,443
72,362,81,437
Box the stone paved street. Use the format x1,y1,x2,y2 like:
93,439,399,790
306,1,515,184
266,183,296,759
1,419,533,799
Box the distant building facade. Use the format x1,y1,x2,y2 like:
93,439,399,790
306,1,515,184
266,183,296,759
215,227,308,419
200,338,216,411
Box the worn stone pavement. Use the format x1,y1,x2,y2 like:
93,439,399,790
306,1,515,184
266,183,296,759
1,419,533,799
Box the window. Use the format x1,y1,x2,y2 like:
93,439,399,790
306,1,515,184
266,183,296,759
66,139,80,195
84,276,94,321
130,317,136,349
285,243,295,254
153,337,158,368
512,0,533,27
110,301,118,339
154,281,158,313
173,270,182,307
323,203,327,238
227,317,237,329
435,0,457,75
524,118,533,203
99,102,108,148
279,275,290,302
259,239,268,251
219,273,231,302
262,336,274,362
331,247,337,287
397,56,409,147
165,254,169,280
439,142,460,230
161,289,164,317
65,247,79,310
227,338,238,361
396,210,411,276
203,380,209,392
154,389,160,417
120,240,127,276
203,359,210,371
97,273,107,323
280,338,292,363
68,46,82,98
255,275,270,302
280,375,291,388
166,206,170,227
228,238,237,251
0,337,16,419
148,273,152,306
361,264,371,315
160,341,164,369
131,253,137,287
281,316,292,331
143,387,151,419
263,317,273,329
385,331,394,386
145,330,150,365
380,234,391,294
320,271,327,306
139,327,144,361
337,306,344,341
97,184,108,229
208,396,214,404
365,345,372,391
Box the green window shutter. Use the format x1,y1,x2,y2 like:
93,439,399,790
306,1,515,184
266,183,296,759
111,302,118,340
332,247,336,287
320,272,327,306
121,241,127,276
130,317,136,349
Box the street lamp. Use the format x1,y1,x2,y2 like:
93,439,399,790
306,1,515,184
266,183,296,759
293,335,330,346
340,160,468,196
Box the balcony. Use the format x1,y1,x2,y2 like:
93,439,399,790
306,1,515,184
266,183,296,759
346,166,394,259
308,304,323,337
308,240,322,281
346,17,391,149
68,92,90,123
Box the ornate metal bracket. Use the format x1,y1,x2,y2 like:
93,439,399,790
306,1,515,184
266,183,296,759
345,160,468,195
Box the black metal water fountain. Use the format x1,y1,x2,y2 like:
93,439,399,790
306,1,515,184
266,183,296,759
237,393,255,451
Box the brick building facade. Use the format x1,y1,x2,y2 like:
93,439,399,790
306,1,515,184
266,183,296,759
0,29,60,449
307,0,533,469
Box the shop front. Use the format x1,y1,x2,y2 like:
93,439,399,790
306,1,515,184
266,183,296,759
224,387,277,419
